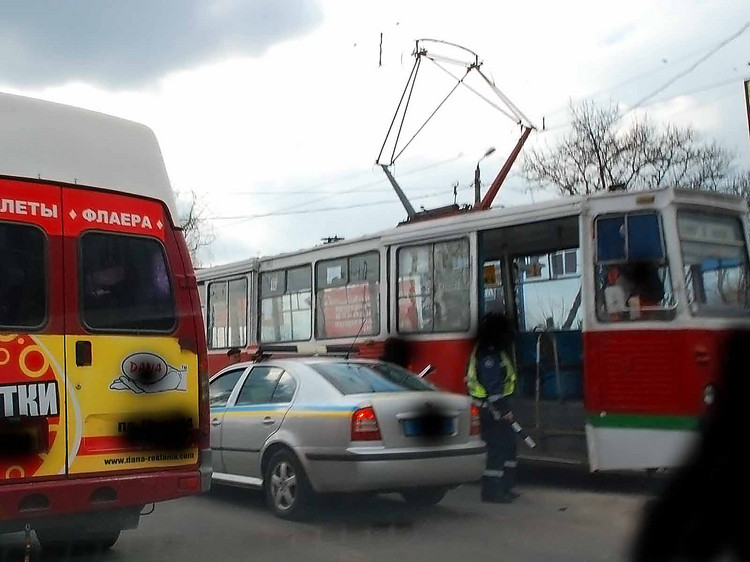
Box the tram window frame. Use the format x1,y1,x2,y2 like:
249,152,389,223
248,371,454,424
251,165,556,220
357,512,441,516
259,265,312,343
0,221,48,331
315,251,381,340
594,211,676,323
397,238,471,334
198,282,207,331
79,231,177,333
207,277,248,350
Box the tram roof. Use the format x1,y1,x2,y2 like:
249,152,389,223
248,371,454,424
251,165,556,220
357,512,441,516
0,91,177,220
196,186,747,283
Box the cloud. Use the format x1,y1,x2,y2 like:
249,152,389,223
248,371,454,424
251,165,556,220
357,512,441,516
0,0,322,88
600,23,637,47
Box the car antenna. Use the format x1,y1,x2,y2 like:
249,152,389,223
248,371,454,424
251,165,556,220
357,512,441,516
346,318,368,359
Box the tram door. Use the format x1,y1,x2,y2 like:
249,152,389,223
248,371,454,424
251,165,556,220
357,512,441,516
479,216,588,465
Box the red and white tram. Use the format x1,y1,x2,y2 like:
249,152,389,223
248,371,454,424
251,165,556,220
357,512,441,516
197,186,750,470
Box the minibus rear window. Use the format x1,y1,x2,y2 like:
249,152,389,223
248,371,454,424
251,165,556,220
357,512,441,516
80,232,176,332
0,222,46,329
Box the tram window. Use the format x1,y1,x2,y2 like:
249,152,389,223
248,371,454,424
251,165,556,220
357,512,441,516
398,239,470,333
260,266,312,342
316,252,380,339
595,212,675,322
317,258,347,288
208,282,228,347
0,222,46,329
80,233,176,332
596,216,626,261
678,212,750,316
434,240,471,331
514,250,582,331
483,260,505,315
596,212,665,263
207,277,248,349
629,214,664,260
551,249,577,277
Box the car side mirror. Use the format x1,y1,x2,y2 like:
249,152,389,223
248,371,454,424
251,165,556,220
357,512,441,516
418,364,435,379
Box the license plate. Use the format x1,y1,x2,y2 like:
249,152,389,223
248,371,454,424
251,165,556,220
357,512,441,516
0,418,50,455
402,416,455,437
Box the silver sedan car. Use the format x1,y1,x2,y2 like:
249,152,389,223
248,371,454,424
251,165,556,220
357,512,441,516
208,357,486,519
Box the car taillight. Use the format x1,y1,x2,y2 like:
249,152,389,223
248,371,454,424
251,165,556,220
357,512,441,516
470,404,481,436
351,407,381,441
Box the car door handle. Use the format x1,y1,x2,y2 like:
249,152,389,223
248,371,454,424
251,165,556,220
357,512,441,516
211,418,222,427
262,417,276,426
75,340,92,367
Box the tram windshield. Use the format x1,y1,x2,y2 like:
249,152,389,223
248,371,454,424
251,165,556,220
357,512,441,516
678,211,750,317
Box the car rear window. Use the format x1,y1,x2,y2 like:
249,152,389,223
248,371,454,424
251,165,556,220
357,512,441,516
311,362,433,395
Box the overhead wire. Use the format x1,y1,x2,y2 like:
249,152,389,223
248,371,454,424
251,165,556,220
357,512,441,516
540,73,750,133
533,23,749,135
655,84,742,119
626,21,750,114
211,185,475,222
540,40,736,119
379,40,531,166
377,55,421,165
390,56,422,164
225,184,460,196
212,154,467,230
426,57,517,122
392,66,472,163
216,31,749,232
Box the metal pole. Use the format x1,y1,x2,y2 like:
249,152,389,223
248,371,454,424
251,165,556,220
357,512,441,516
380,164,417,219
478,126,532,210
474,164,481,206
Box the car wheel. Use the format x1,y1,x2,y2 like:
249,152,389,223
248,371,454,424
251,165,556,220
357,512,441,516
400,487,448,507
263,449,314,520
36,527,121,551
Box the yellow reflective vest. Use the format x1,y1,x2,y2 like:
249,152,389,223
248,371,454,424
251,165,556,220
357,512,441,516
466,346,517,400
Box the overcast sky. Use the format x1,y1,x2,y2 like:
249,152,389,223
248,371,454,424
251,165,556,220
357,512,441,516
2,0,749,266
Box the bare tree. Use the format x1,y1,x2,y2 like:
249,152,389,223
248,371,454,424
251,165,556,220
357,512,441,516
523,101,737,195
175,189,215,266
726,170,750,199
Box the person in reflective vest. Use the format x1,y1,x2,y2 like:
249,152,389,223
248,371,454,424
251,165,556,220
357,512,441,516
466,312,518,503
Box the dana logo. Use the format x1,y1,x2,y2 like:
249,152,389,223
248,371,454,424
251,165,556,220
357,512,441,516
110,353,187,394
126,354,166,380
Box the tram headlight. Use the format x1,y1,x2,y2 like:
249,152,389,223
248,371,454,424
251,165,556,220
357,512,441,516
703,384,716,407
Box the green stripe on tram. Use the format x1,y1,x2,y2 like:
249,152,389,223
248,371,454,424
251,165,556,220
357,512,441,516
587,413,701,431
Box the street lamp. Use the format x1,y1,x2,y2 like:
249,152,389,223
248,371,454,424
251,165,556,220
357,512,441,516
474,147,496,206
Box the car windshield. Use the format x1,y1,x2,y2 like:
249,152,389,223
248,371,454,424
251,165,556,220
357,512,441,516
311,362,434,395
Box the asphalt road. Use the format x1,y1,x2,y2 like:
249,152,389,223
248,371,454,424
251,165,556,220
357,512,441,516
1,468,655,562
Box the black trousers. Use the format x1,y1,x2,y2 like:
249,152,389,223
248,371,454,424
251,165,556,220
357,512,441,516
480,407,517,498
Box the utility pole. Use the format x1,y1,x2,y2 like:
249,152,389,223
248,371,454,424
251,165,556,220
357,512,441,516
474,165,481,206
